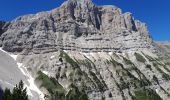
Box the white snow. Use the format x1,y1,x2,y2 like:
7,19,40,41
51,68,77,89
81,52,91,59
25,85,33,97
108,52,113,56
156,88,159,94
42,71,49,76
63,50,68,53
14,59,45,100
50,55,55,59
0,79,15,87
17,63,27,76
0,48,45,100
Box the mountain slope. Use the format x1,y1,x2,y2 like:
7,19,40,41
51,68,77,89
0,48,43,100
156,42,170,56
0,0,170,100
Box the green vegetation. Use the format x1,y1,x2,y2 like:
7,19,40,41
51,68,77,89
162,73,170,80
3,80,28,100
59,51,64,58
123,57,133,65
146,64,152,71
153,75,159,85
119,77,129,90
102,96,105,100
134,89,162,100
134,53,146,63
142,52,156,61
110,57,123,67
89,71,106,91
63,52,79,69
38,52,91,99
110,57,151,88
114,80,126,100
66,84,88,100
78,59,93,70
153,63,170,80
123,65,151,87
165,62,170,65
67,54,107,92
109,58,151,90
162,65,170,73
37,71,65,100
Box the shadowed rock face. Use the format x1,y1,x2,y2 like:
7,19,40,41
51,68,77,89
0,21,5,35
0,21,6,47
0,0,155,53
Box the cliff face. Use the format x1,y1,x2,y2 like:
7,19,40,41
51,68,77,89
156,42,170,55
1,0,170,100
0,21,5,35
0,0,155,53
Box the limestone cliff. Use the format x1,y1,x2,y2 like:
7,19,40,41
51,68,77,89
0,0,155,53
0,0,170,100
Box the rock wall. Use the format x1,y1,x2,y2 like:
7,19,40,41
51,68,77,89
156,42,170,56
0,0,155,53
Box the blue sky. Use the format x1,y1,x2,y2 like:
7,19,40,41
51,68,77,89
0,0,169,41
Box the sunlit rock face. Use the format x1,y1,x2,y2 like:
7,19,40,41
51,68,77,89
156,42,170,55
1,0,170,100
0,0,155,54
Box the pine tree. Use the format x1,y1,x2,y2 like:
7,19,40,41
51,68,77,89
12,80,28,100
3,80,28,100
3,88,12,100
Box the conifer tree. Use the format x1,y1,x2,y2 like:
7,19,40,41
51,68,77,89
3,80,28,100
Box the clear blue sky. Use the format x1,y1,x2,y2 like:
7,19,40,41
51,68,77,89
0,0,169,41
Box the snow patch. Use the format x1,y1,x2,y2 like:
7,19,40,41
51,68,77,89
25,85,33,97
63,50,68,53
0,79,15,87
0,48,45,100
14,60,45,100
108,52,113,56
81,52,91,59
42,71,49,76
50,55,55,59
17,63,27,76
156,88,159,94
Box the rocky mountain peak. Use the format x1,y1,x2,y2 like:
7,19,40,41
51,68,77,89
1,1,170,100
65,0,94,4
0,0,156,53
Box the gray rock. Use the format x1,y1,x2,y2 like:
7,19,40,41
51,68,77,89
1,1,170,100
0,21,6,47
156,41,170,55
0,0,156,53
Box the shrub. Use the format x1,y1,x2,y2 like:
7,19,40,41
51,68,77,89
37,71,65,99
134,89,162,100
134,53,146,63
89,71,105,92
142,53,156,61
146,64,152,71
66,84,88,100
162,73,170,80
123,57,133,65
153,75,159,84
153,63,170,80
3,88,12,100
63,52,79,69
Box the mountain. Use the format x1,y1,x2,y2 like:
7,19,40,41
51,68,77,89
0,0,155,53
0,0,170,100
157,42,170,55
